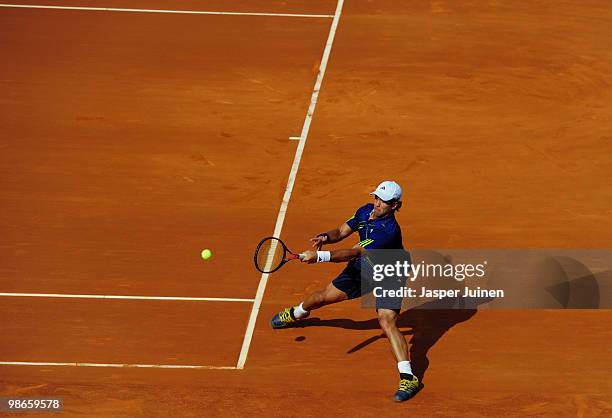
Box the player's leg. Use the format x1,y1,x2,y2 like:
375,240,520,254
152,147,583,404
302,282,348,311
271,264,359,329
377,308,408,361
270,282,349,329
377,308,420,402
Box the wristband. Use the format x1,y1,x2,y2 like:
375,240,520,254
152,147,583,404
316,251,331,263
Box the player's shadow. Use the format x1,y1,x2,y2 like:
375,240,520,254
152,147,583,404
293,297,490,383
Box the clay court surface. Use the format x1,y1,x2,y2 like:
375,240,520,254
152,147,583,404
1,0,612,416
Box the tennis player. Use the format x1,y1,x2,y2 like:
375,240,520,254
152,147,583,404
270,180,420,402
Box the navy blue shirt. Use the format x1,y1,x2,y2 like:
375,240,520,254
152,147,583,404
346,203,404,250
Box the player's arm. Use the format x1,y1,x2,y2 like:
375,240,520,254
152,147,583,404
310,222,354,249
301,244,365,263
303,225,399,264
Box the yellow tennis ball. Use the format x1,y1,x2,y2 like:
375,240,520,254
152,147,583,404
201,249,212,260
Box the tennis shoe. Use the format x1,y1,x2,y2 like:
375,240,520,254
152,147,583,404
394,374,420,402
270,307,309,329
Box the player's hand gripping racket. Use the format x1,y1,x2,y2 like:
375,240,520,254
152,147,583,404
254,237,304,273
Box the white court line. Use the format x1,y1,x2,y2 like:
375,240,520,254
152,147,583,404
0,292,254,302
0,361,235,369
236,0,345,370
0,4,334,18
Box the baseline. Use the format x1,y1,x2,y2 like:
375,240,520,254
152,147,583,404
0,3,334,18
0,292,254,302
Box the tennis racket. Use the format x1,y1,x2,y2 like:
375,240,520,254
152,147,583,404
254,237,304,273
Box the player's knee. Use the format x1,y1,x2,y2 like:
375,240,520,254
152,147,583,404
377,309,397,331
320,285,342,304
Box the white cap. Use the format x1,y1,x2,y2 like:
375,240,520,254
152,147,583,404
370,180,402,202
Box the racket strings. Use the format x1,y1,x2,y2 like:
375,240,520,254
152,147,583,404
255,238,285,273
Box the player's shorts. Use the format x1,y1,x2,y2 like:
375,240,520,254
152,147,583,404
331,261,405,313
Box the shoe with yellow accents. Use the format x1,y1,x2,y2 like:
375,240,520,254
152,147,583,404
270,306,308,329
394,374,420,402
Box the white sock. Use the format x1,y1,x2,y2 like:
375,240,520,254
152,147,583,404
397,360,413,376
293,302,309,319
